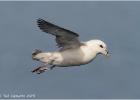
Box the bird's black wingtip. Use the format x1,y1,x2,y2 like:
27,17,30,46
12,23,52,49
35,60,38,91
37,18,43,21
37,18,45,23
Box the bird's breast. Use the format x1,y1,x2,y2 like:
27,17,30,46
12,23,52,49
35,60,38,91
56,46,97,66
79,45,97,64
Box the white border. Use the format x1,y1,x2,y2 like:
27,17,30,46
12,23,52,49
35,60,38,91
0,99,140,100
0,0,139,100
0,0,140,1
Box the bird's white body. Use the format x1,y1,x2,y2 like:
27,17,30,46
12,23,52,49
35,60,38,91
32,19,109,74
33,40,108,67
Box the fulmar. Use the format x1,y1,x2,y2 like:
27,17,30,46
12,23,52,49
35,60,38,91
32,18,110,74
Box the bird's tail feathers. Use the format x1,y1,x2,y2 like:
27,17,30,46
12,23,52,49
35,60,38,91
32,49,43,61
32,49,52,63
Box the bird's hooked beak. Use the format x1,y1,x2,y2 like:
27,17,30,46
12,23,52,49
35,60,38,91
99,48,111,57
105,49,111,57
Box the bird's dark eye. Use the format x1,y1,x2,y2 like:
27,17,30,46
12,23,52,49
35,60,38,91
99,45,103,48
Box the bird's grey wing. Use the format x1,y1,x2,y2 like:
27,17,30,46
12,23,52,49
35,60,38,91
37,19,81,50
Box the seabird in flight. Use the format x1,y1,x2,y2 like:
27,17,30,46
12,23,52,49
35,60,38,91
32,18,110,74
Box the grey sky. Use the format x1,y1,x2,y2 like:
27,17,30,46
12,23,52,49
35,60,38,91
0,1,140,99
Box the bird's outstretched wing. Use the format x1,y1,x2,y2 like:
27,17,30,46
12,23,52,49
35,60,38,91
37,18,81,50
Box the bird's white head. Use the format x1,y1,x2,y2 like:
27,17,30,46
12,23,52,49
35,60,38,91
86,39,109,56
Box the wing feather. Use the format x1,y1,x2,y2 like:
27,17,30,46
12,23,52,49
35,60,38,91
37,18,81,50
